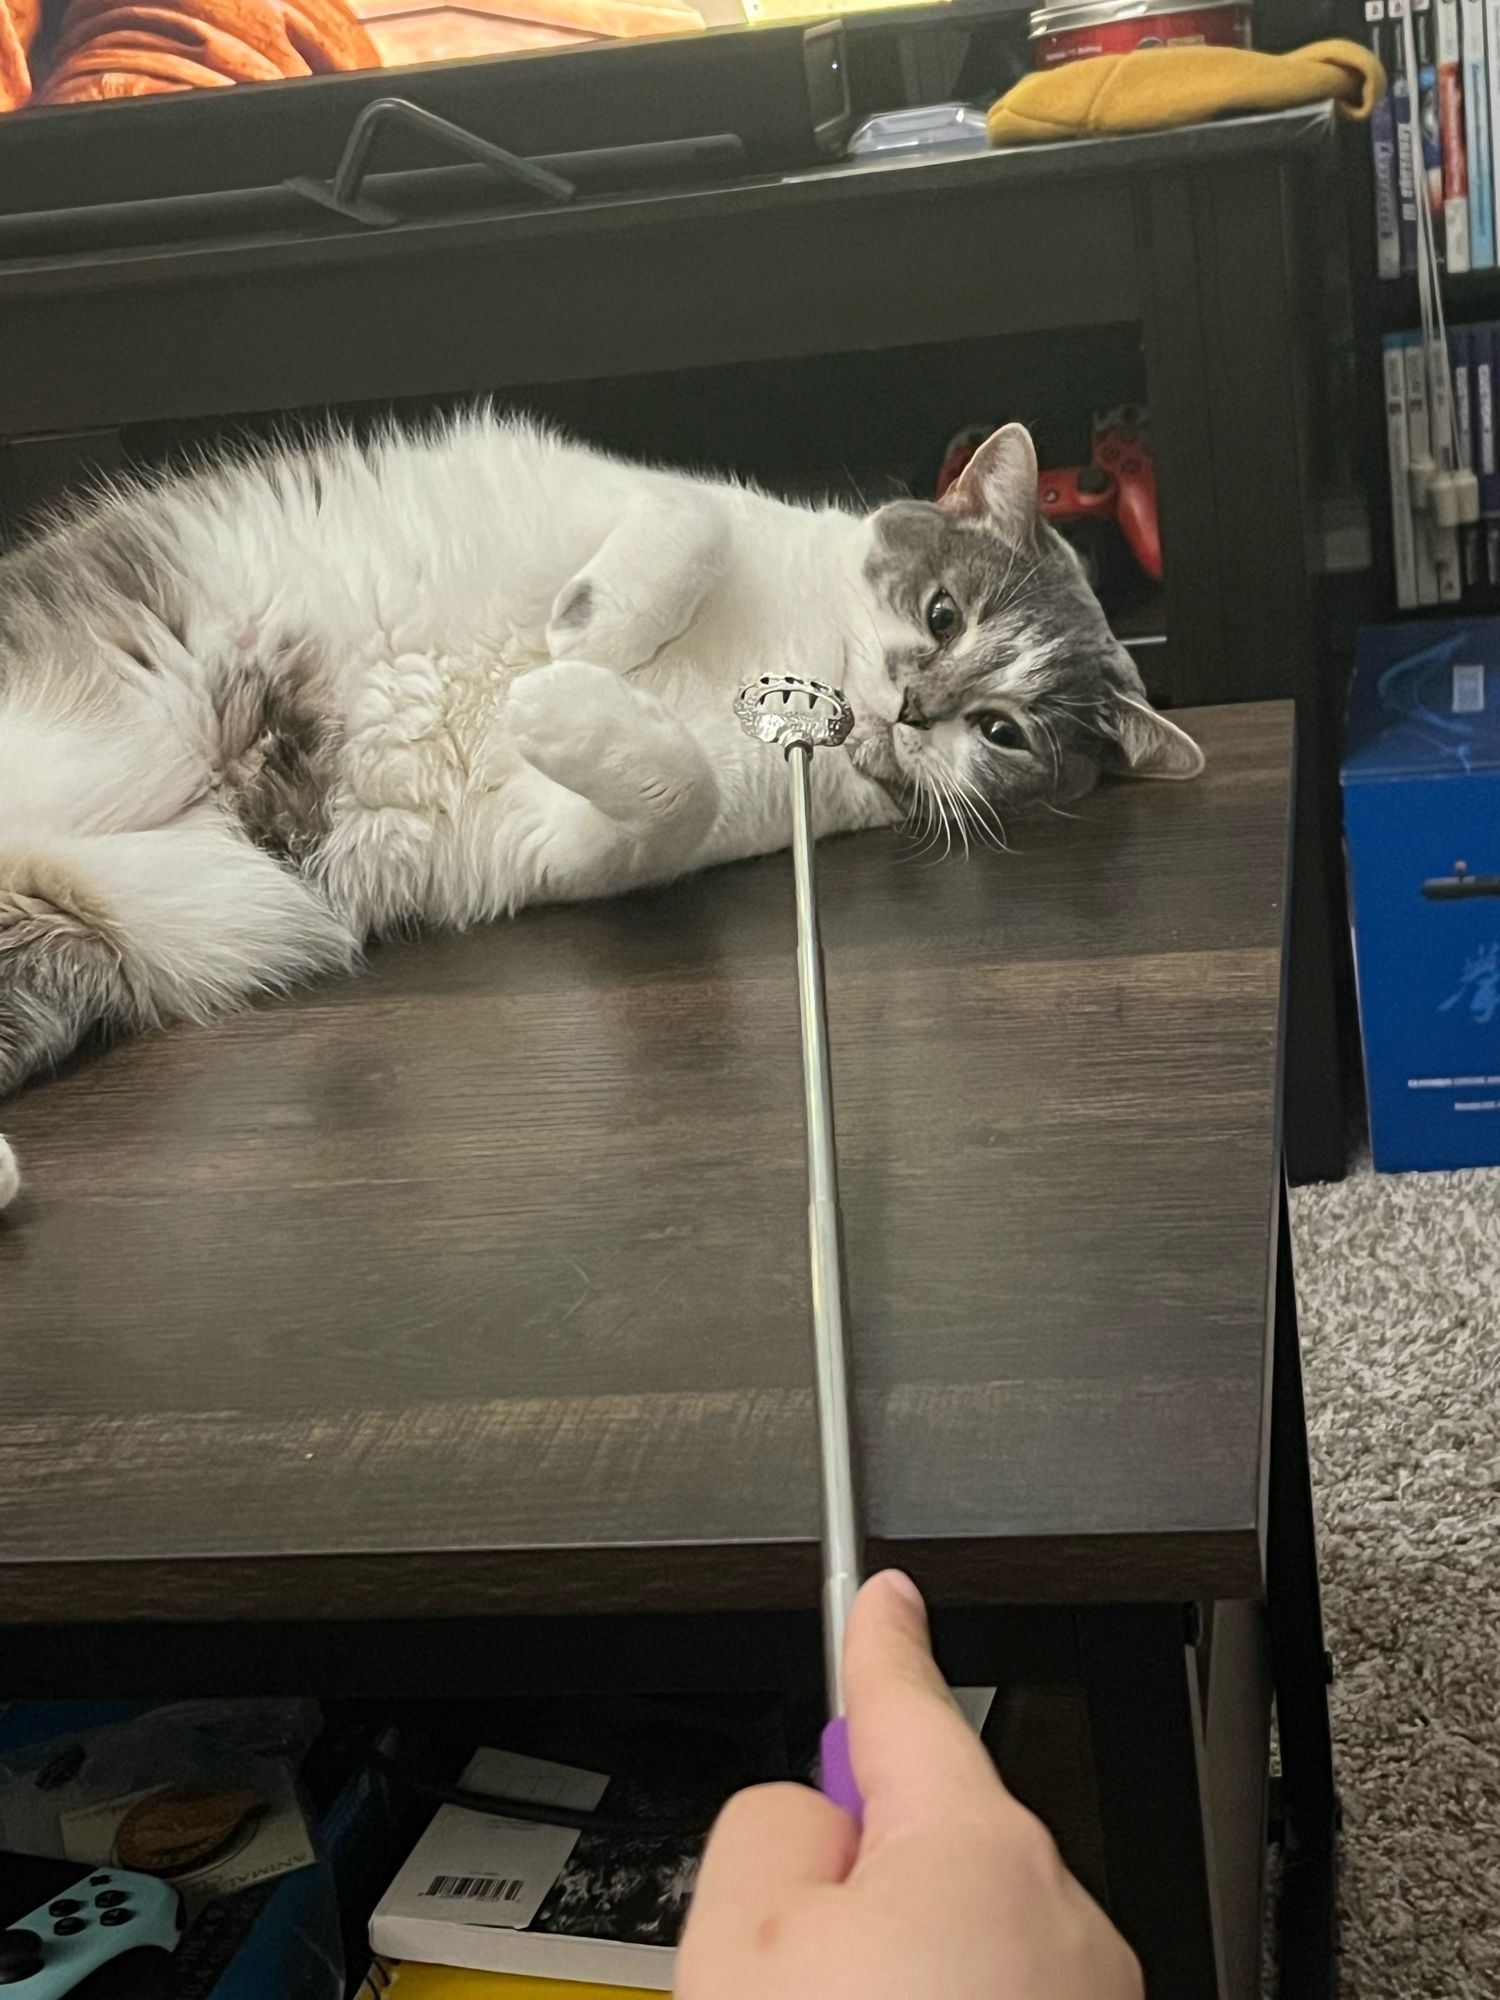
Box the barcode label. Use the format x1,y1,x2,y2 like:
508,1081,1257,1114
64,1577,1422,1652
1453,664,1486,713
424,1875,525,1904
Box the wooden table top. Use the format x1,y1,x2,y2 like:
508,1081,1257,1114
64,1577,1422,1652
0,703,1291,1627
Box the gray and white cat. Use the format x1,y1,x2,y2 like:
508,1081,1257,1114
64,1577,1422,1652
0,414,1202,1209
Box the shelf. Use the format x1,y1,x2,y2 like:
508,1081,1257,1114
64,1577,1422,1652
1377,266,1500,329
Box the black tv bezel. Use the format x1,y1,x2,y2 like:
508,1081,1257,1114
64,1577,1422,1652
0,14,856,219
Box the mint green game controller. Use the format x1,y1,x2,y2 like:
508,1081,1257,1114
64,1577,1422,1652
0,1870,180,1997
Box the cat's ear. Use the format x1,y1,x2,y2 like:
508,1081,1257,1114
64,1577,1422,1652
939,423,1040,543
1111,693,1205,781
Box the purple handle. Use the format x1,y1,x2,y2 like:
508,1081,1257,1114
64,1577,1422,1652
819,1716,863,1824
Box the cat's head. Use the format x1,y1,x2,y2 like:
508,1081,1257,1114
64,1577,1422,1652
839,424,1202,830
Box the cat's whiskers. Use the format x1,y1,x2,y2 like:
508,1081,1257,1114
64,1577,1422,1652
999,551,1047,610
960,782,1005,856
950,769,1010,852
910,797,950,865
840,465,875,514
937,769,971,863
898,752,1010,866
904,764,954,866
1035,713,1065,786
900,821,943,865
932,767,975,868
1045,695,1112,731
896,764,938,860
992,536,1022,606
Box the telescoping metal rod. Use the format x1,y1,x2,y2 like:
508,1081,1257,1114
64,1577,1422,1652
733,674,864,1819
786,737,863,1722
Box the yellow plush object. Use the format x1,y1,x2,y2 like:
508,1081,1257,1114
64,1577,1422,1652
987,38,1385,145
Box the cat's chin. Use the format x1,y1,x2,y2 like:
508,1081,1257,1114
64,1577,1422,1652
847,723,910,799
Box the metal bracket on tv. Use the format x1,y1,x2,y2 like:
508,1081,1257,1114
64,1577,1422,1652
287,96,577,228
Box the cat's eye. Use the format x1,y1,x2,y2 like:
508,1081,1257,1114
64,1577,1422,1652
975,712,1029,753
926,590,962,642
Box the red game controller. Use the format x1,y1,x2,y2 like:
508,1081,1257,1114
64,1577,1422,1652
1043,407,1162,585
937,409,1163,586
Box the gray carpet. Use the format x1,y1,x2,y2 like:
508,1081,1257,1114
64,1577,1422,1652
1290,1169,1499,1999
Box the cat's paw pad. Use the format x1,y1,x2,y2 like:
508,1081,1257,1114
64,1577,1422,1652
548,578,597,638
546,576,645,669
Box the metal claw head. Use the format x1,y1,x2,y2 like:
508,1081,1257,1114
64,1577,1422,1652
734,675,855,752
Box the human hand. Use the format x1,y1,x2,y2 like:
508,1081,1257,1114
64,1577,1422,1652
677,1570,1142,2000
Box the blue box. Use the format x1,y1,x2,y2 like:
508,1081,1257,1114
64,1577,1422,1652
1345,618,1500,1171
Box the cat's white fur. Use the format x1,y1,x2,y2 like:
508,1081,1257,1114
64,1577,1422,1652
0,421,913,1206
0,416,1198,1211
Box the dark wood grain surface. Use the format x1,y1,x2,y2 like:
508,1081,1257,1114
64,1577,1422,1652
0,703,1291,1625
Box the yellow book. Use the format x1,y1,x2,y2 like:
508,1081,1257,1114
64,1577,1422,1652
359,1961,659,1999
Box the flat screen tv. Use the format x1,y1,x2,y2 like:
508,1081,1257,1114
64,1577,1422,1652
0,0,946,123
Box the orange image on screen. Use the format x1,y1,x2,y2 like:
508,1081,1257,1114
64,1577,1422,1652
3,0,708,109
352,0,706,65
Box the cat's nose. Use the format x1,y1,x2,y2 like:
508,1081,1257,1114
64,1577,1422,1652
896,690,931,730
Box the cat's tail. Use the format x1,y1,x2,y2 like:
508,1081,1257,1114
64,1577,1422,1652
0,812,359,1213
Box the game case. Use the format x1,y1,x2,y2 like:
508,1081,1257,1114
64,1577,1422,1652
1450,325,1483,588
1418,4,1448,268
1427,333,1465,600
1476,321,1500,582
1393,19,1423,273
1462,0,1494,262
1403,332,1444,602
1373,13,1404,275
1438,0,1471,269
1385,334,1421,609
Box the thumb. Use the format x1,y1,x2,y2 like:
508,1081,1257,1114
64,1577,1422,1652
843,1571,1005,1837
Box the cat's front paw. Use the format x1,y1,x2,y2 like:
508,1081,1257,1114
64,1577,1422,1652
507,660,643,794
506,659,714,833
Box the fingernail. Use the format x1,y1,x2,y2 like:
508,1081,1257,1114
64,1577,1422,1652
875,1568,926,1616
